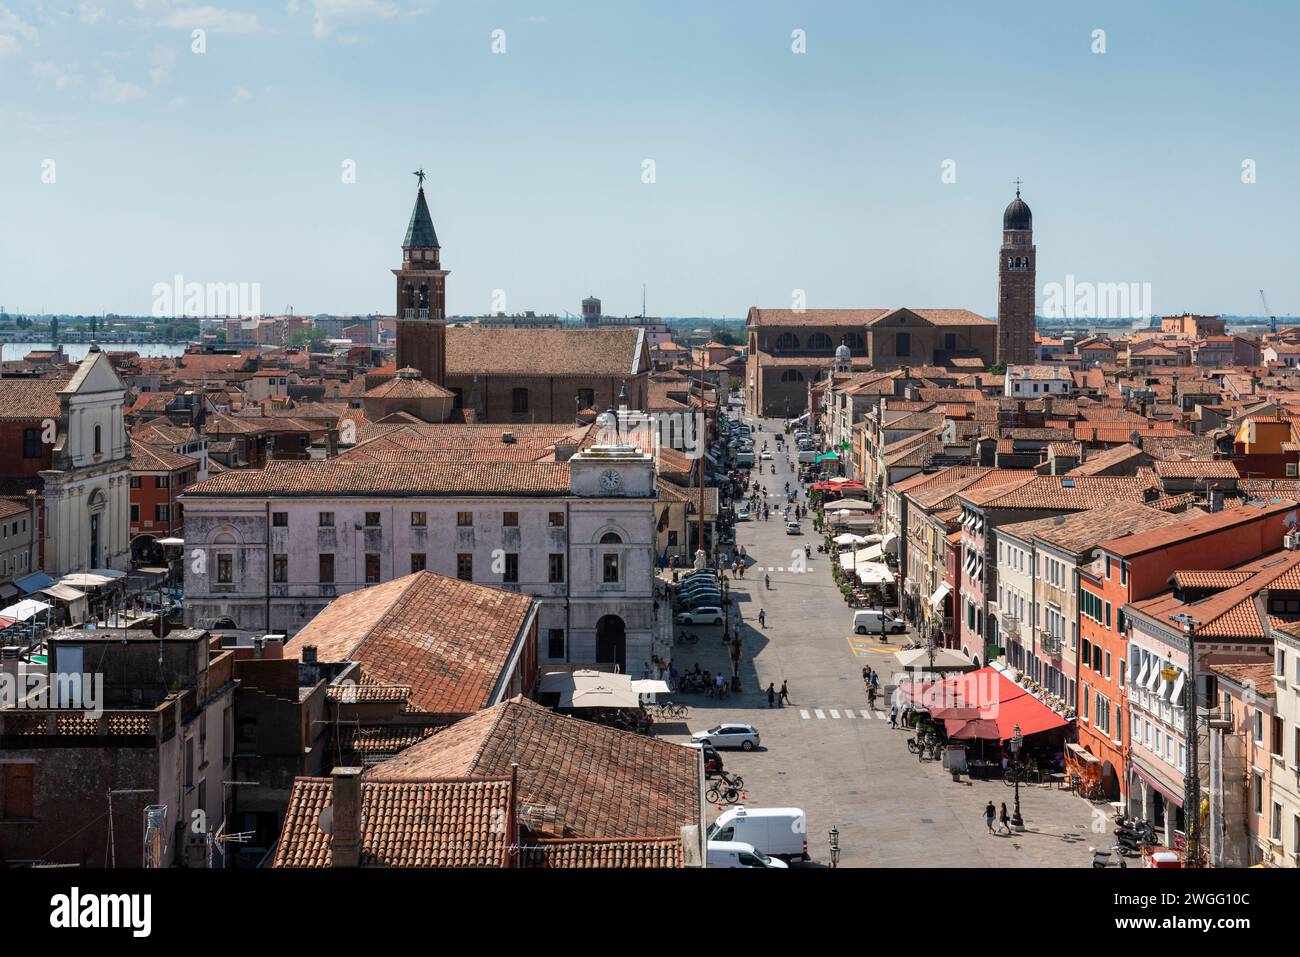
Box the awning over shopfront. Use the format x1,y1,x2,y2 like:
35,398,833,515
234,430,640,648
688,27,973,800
881,532,899,555
929,582,952,609
1066,742,1101,765
15,572,54,595
815,451,839,462
630,679,671,696
88,568,127,580
0,583,18,602
60,573,115,589
902,667,1069,741
838,553,892,583
833,533,871,546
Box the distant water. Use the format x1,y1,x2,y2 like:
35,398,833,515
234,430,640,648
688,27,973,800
1,342,189,362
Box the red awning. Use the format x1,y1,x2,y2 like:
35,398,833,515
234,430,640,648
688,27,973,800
946,718,1002,741
904,667,1068,741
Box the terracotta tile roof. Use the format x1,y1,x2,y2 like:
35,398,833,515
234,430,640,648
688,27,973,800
445,327,645,376
999,502,1183,557
906,468,1035,510
1130,551,1300,640
133,422,196,446
960,475,1157,511
748,307,992,328
1170,570,1254,590
1152,460,1240,479
366,697,700,839
344,724,444,761
130,440,197,473
1207,662,1275,696
1074,421,1191,443
284,572,535,714
519,836,684,868
339,422,592,465
271,775,513,867
362,373,453,400
1099,499,1299,558
183,458,573,496
0,379,64,420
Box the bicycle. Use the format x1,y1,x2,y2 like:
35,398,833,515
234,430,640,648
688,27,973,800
1085,780,1107,802
655,701,688,719
706,781,743,805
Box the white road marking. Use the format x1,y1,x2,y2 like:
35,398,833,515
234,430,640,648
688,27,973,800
844,709,855,719
799,709,810,719
829,709,841,719
860,709,872,719
814,709,825,720
874,710,887,720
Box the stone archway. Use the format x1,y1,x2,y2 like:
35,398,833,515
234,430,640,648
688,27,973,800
595,614,627,673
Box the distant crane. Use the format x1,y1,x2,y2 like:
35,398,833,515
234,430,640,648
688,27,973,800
1260,289,1276,335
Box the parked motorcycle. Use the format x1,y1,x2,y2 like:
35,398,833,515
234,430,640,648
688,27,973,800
1090,847,1127,869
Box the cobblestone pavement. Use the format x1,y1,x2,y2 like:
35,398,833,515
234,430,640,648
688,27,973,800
655,414,1111,868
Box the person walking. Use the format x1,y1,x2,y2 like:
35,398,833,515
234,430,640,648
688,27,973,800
764,574,771,590
758,608,766,627
984,801,996,835
999,802,1011,834
889,705,898,729
862,666,870,685
766,682,776,708
779,680,790,706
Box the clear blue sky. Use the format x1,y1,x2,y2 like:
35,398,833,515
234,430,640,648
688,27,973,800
2,0,1298,319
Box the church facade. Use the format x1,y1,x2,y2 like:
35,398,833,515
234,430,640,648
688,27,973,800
38,346,133,576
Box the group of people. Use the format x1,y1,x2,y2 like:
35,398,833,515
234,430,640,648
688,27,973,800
765,680,791,708
862,666,881,706
984,801,1013,835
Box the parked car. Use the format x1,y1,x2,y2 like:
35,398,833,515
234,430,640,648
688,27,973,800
680,580,722,597
853,609,907,634
692,723,760,750
681,569,718,582
785,521,801,535
677,606,725,625
736,507,751,521
707,807,809,862
707,840,789,869
760,450,773,460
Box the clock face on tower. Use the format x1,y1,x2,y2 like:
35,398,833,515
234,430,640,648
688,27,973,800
599,469,623,492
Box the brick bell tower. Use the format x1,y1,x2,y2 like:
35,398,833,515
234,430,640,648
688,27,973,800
996,181,1036,367
393,169,449,385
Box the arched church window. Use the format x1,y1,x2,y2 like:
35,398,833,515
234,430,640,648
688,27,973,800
599,531,623,544
808,333,833,350
774,333,800,351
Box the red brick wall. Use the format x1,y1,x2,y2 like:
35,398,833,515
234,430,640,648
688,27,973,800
0,420,52,478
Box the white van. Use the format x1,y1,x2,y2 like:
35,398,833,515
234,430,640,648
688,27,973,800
706,807,808,861
796,450,817,464
853,609,907,635
707,840,789,869
735,451,755,467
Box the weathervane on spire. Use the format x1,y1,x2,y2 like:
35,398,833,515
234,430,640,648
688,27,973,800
1013,177,1023,197
413,168,427,189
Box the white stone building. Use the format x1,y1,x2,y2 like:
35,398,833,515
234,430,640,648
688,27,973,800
179,424,659,672
39,346,132,577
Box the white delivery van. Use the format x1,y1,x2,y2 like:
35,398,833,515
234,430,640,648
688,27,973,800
706,807,808,862
797,450,817,464
853,609,908,634
707,840,789,869
735,451,756,467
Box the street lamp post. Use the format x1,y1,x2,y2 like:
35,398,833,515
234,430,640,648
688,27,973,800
829,825,841,868
1010,724,1025,831
1171,613,1202,866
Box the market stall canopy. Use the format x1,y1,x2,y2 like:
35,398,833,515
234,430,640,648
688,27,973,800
15,572,54,595
630,679,671,695
0,616,17,630
880,532,899,555
0,599,51,622
893,646,975,671
539,670,644,708
815,451,840,462
822,499,874,511
41,584,87,603
60,573,115,589
902,667,1069,741
832,533,869,546
837,554,892,583
88,568,127,580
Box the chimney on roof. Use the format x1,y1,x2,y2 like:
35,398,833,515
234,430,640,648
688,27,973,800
329,767,363,868
300,644,320,686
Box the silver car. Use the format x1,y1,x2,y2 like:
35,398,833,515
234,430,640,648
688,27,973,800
692,723,760,751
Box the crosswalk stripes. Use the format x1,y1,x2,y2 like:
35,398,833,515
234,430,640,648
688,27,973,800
795,707,885,720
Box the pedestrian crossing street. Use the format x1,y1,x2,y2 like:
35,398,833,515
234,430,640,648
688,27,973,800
798,707,890,721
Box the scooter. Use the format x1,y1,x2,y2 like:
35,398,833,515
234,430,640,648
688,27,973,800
1090,847,1127,869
